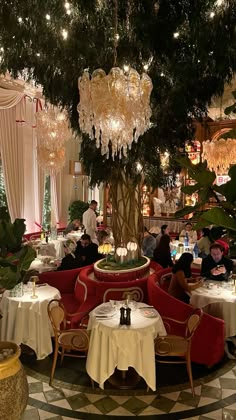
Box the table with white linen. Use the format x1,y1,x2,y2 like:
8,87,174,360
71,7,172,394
0,285,61,359
38,238,67,259
66,232,82,242
86,302,166,391
29,257,57,273
190,281,236,337
170,240,195,260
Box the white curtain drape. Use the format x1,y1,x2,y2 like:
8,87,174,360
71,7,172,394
0,88,24,109
50,171,62,227
0,89,45,230
0,98,25,220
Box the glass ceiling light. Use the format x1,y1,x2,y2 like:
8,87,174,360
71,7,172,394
36,107,70,173
77,0,153,159
202,130,236,175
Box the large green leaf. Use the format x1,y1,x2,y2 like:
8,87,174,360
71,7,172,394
191,170,216,187
17,246,36,272
193,219,212,230
201,208,236,231
175,204,201,219
181,184,200,195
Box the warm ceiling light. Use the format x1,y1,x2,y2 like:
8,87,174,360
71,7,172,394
78,67,152,159
202,130,236,174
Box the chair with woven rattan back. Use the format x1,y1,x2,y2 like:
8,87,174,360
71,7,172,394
47,299,93,386
154,307,203,397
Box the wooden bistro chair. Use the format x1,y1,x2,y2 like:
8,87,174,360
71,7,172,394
154,308,203,397
47,299,93,387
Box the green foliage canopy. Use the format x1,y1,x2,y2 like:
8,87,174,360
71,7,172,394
175,158,236,234
0,0,235,186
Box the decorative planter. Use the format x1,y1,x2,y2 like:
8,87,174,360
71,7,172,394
0,342,28,420
94,256,151,282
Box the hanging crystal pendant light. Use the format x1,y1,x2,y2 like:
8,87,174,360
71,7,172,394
77,0,153,159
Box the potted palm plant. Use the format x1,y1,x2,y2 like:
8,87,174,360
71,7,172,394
0,218,36,291
0,218,36,420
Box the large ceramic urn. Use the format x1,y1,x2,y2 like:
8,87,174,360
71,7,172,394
0,342,28,420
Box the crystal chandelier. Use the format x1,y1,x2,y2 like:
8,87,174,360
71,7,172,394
37,146,66,173
77,1,153,159
36,107,70,172
202,130,236,174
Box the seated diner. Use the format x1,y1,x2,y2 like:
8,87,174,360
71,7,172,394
64,219,81,234
153,233,173,268
201,242,233,281
168,252,203,303
179,222,197,244
57,234,99,271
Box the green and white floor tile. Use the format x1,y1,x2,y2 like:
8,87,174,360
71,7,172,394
20,361,236,419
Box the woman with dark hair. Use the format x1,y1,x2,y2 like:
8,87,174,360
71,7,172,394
153,234,173,268
168,253,203,303
156,224,169,245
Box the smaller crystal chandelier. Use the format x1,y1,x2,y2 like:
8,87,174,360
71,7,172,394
77,0,153,159
202,129,236,174
37,146,66,173
36,107,70,173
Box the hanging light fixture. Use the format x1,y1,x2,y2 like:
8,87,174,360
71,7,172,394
37,146,66,173
202,129,236,174
36,107,70,173
77,0,153,159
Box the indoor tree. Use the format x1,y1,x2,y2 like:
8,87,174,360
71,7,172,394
0,0,235,252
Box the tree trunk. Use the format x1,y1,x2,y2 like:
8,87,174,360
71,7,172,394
109,169,143,258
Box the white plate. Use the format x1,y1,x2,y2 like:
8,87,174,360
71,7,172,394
94,304,116,316
139,307,158,318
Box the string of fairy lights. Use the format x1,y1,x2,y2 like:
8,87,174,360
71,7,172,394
0,0,228,73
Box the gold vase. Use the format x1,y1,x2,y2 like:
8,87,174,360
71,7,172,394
0,342,28,420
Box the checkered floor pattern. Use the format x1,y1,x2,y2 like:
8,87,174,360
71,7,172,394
20,364,236,419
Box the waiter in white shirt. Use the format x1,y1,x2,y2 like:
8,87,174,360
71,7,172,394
82,200,98,241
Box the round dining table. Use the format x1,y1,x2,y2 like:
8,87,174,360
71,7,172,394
86,301,166,391
0,285,61,359
190,281,236,337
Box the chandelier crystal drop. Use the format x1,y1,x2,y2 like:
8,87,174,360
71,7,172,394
36,107,70,173
202,137,236,174
37,146,66,173
77,67,153,159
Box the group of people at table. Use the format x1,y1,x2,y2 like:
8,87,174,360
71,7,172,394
37,199,234,308
142,222,234,304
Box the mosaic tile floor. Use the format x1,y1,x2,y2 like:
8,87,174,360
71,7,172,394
20,360,236,419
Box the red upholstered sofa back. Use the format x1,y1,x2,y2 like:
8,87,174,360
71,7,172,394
78,265,148,303
147,271,225,367
38,268,80,294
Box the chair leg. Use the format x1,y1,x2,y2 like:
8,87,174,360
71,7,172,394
60,347,65,365
186,353,195,398
50,343,59,386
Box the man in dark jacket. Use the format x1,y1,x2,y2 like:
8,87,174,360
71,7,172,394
201,242,233,281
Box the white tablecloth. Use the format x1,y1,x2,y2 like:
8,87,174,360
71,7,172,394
143,217,186,234
37,238,67,259
86,302,166,391
66,232,82,242
0,285,61,359
29,258,57,273
190,281,236,337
